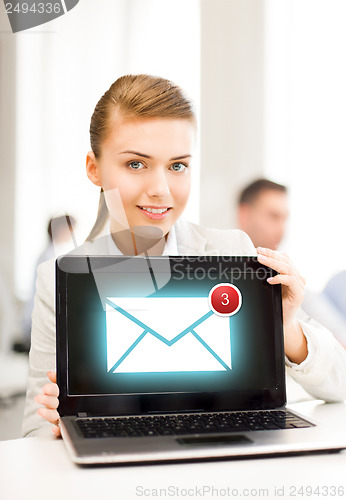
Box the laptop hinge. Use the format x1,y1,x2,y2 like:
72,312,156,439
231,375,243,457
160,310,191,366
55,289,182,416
77,412,88,418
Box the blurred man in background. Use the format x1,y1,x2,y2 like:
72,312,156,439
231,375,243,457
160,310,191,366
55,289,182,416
20,215,76,351
237,179,289,250
237,179,346,348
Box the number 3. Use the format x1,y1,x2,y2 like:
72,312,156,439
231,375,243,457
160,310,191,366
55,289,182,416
221,293,229,306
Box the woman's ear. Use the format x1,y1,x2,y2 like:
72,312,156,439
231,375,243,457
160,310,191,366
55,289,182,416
86,151,102,187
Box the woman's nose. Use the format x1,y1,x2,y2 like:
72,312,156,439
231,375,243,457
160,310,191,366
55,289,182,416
146,169,170,198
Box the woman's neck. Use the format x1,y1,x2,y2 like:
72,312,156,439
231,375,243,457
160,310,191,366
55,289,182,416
110,223,167,256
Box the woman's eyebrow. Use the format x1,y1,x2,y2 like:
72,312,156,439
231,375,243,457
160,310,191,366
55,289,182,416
119,150,151,158
170,154,192,161
119,150,192,161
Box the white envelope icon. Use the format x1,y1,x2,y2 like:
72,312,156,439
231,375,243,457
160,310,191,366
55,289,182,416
105,297,232,373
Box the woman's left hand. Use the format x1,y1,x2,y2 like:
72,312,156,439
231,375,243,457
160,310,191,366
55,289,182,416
256,247,308,364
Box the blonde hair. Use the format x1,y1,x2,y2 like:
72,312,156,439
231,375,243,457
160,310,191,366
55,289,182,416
86,74,196,241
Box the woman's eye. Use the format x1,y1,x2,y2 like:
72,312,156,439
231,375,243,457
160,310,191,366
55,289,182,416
170,162,187,172
128,161,145,170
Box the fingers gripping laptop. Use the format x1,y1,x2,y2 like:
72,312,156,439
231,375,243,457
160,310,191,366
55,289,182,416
56,256,346,464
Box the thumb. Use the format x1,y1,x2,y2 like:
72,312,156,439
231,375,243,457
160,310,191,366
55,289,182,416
47,371,57,384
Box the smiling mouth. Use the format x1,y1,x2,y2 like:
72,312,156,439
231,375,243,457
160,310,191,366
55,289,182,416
138,206,171,214
137,205,172,220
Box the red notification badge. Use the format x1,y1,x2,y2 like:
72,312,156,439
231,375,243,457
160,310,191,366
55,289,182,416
208,283,242,317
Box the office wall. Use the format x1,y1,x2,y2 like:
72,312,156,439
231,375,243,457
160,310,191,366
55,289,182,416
0,12,16,291
264,0,346,290
0,12,17,351
199,0,265,230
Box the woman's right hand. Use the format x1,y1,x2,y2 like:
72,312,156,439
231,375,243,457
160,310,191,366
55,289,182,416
35,370,60,437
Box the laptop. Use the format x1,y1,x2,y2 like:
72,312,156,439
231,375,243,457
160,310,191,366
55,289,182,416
56,255,346,464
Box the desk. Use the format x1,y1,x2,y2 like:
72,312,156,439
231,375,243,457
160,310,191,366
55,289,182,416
1,401,346,500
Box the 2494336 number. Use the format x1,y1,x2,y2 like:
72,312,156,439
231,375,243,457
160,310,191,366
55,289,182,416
5,3,62,15
289,485,345,496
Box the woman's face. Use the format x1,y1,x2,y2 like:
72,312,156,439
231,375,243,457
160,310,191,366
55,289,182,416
87,115,196,239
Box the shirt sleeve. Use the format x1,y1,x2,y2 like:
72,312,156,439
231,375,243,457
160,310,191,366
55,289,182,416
22,259,56,437
285,311,346,402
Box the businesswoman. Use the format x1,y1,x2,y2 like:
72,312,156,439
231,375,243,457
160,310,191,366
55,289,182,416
23,74,346,437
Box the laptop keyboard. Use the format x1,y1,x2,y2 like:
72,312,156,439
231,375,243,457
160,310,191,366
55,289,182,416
75,410,313,439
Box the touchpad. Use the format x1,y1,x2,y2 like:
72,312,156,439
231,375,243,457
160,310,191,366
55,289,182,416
176,435,252,446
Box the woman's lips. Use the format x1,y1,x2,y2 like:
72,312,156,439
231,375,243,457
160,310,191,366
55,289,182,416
137,205,172,220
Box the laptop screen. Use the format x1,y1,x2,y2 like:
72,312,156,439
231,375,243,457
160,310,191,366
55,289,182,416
57,256,285,416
